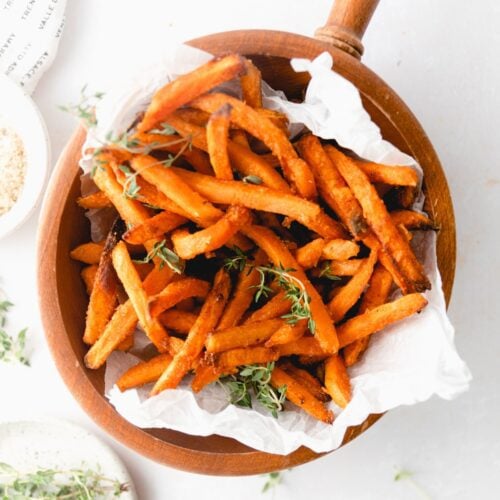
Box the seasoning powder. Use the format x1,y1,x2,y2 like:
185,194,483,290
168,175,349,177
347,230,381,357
0,120,26,216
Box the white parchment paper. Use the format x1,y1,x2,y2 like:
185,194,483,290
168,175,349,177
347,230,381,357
84,45,471,455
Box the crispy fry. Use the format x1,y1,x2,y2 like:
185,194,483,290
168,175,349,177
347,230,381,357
190,93,317,198
171,168,345,239
112,241,170,352
134,262,154,280
130,155,222,226
241,59,262,108
117,353,172,391
326,145,430,292
207,104,233,180
256,108,289,134
295,239,325,269
390,210,434,230
297,135,367,236
322,239,360,261
83,220,123,344
324,354,351,408
396,186,418,208
138,54,247,131
117,333,134,351
70,241,104,264
151,269,231,394
174,107,211,127
216,346,279,370
77,191,112,209
310,259,366,278
81,265,98,295
149,278,210,318
329,249,378,323
171,206,253,260
277,337,327,357
280,361,330,402
231,129,250,148
123,210,187,245
218,251,266,330
265,319,307,347
242,225,339,353
84,263,173,369
270,367,334,424
191,361,235,393
343,264,393,366
159,310,197,334
243,290,291,324
206,319,282,353
338,293,428,348
354,159,419,187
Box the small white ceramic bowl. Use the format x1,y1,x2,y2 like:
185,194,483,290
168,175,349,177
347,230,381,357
0,74,50,240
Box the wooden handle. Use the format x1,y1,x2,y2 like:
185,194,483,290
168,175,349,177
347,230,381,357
315,0,380,59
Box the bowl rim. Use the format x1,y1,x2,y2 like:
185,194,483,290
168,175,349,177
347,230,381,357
36,29,455,476
0,74,51,240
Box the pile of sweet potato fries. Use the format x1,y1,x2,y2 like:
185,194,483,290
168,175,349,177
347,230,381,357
70,54,432,424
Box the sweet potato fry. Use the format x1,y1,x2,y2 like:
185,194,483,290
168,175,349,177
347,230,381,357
217,251,267,330
310,259,367,278
256,108,289,134
390,210,435,230
70,241,104,264
174,107,211,127
191,361,235,393
231,129,250,148
84,264,173,369
270,367,334,424
112,241,170,352
117,333,134,351
159,310,197,334
324,354,351,408
190,93,316,198
295,239,325,269
171,206,253,260
130,155,222,226
117,353,172,391
354,159,419,187
243,290,291,324
277,337,327,357
171,168,345,239
343,264,393,366
326,145,430,293
151,269,231,394
123,210,187,245
149,278,210,318
216,346,279,370
328,248,378,323
207,104,233,180
242,225,339,353
322,239,360,261
138,54,247,131
81,265,98,295
83,220,124,344
77,191,112,209
206,319,282,353
297,135,366,237
134,262,154,280
265,319,307,347
338,293,428,348
280,361,330,402
241,59,262,108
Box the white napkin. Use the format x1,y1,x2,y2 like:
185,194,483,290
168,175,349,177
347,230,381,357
0,0,66,94
88,45,471,455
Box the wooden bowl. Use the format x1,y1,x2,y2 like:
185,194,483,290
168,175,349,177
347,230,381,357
37,0,455,476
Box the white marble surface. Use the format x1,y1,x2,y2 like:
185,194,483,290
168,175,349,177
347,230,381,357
0,1,498,498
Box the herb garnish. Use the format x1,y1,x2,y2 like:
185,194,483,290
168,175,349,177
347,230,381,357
262,471,282,494
219,362,287,418
223,246,248,272
59,85,104,128
134,240,184,274
0,462,128,499
242,175,263,185
0,299,29,366
318,262,341,281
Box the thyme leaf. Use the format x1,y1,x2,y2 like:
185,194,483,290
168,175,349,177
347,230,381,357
318,262,341,281
59,84,104,128
262,471,282,494
134,240,184,274
223,246,248,272
0,298,29,366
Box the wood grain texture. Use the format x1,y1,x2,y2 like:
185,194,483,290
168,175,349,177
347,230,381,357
37,29,455,476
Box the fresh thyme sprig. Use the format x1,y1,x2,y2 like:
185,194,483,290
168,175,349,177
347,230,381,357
262,471,282,494
59,85,104,128
134,240,184,274
223,246,249,272
219,362,287,418
254,264,315,333
318,262,341,281
0,462,129,499
394,468,431,500
0,298,29,366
